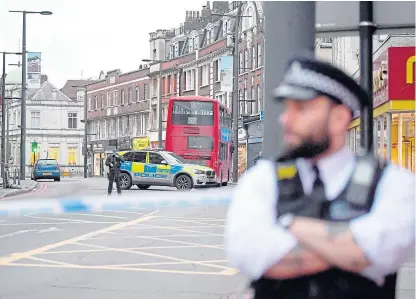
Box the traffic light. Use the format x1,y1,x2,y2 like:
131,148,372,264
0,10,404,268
31,141,39,153
31,142,40,165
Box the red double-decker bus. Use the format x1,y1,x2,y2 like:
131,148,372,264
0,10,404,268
165,96,233,186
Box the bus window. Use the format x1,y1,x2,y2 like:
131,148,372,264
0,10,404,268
171,101,214,126
188,136,214,150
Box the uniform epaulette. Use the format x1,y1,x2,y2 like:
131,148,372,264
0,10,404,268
276,161,297,180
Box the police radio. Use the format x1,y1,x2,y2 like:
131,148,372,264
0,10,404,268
346,152,385,209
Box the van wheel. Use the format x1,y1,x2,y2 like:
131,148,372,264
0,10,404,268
119,173,132,190
175,174,192,190
137,184,150,190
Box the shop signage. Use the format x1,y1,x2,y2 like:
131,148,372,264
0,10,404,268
117,137,131,151
388,47,416,101
406,55,415,84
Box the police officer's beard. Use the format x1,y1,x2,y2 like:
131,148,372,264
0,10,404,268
278,134,330,162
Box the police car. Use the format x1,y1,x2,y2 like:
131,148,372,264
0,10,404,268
117,150,217,190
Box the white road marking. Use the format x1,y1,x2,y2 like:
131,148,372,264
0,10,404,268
0,221,120,226
0,230,37,239
0,227,63,239
36,227,63,233
63,213,127,219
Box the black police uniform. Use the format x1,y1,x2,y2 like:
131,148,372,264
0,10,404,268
225,52,414,299
251,157,397,299
105,153,125,195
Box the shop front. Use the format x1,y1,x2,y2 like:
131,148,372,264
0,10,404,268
347,46,415,172
89,141,108,177
245,119,264,170
237,127,247,177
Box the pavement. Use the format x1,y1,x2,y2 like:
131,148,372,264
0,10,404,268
0,179,40,199
0,177,249,299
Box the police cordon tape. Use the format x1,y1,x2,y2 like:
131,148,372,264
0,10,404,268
0,189,233,218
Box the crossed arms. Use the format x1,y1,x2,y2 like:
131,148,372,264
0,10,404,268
225,161,415,282
263,218,370,279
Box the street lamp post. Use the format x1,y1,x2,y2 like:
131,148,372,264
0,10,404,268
72,85,89,178
1,51,22,186
9,10,52,180
213,3,245,183
142,59,163,148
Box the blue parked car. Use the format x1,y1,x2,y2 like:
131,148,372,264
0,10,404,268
31,159,61,181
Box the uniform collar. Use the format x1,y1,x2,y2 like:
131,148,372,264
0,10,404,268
296,147,356,198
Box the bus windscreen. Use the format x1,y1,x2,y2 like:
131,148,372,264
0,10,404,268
171,101,214,126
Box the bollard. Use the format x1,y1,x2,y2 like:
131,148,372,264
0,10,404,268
13,168,17,185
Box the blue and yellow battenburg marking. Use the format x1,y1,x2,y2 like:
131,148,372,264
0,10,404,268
121,162,186,179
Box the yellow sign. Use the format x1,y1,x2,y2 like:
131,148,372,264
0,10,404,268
406,55,415,84
132,137,149,150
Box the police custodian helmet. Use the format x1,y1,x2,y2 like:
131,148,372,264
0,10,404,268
273,50,370,113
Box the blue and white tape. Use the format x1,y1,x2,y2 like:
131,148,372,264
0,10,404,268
0,190,232,218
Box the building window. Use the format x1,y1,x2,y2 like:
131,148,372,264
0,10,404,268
257,43,263,67
128,88,132,104
136,113,149,136
245,88,251,114
239,90,244,116
189,37,194,53
152,79,158,97
200,64,209,86
136,87,140,102
67,147,77,165
113,90,118,105
121,89,125,105
106,91,110,107
252,46,256,69
251,86,257,113
257,84,263,111
185,69,195,90
94,95,98,109
101,94,104,108
244,7,254,30
239,52,243,74
31,111,41,128
143,84,149,100
152,108,157,129
244,49,249,72
88,96,92,110
68,112,77,129
48,147,59,160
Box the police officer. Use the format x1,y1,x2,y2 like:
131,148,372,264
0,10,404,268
225,52,415,299
254,151,262,165
105,150,125,195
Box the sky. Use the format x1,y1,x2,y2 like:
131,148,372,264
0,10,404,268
0,0,207,88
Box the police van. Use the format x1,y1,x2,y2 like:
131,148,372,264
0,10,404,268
117,149,217,190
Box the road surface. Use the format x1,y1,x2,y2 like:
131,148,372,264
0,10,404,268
0,178,248,299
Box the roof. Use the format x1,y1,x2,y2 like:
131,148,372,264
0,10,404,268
30,81,73,102
60,79,97,100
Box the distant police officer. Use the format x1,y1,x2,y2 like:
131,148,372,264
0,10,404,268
225,52,415,299
105,150,125,195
